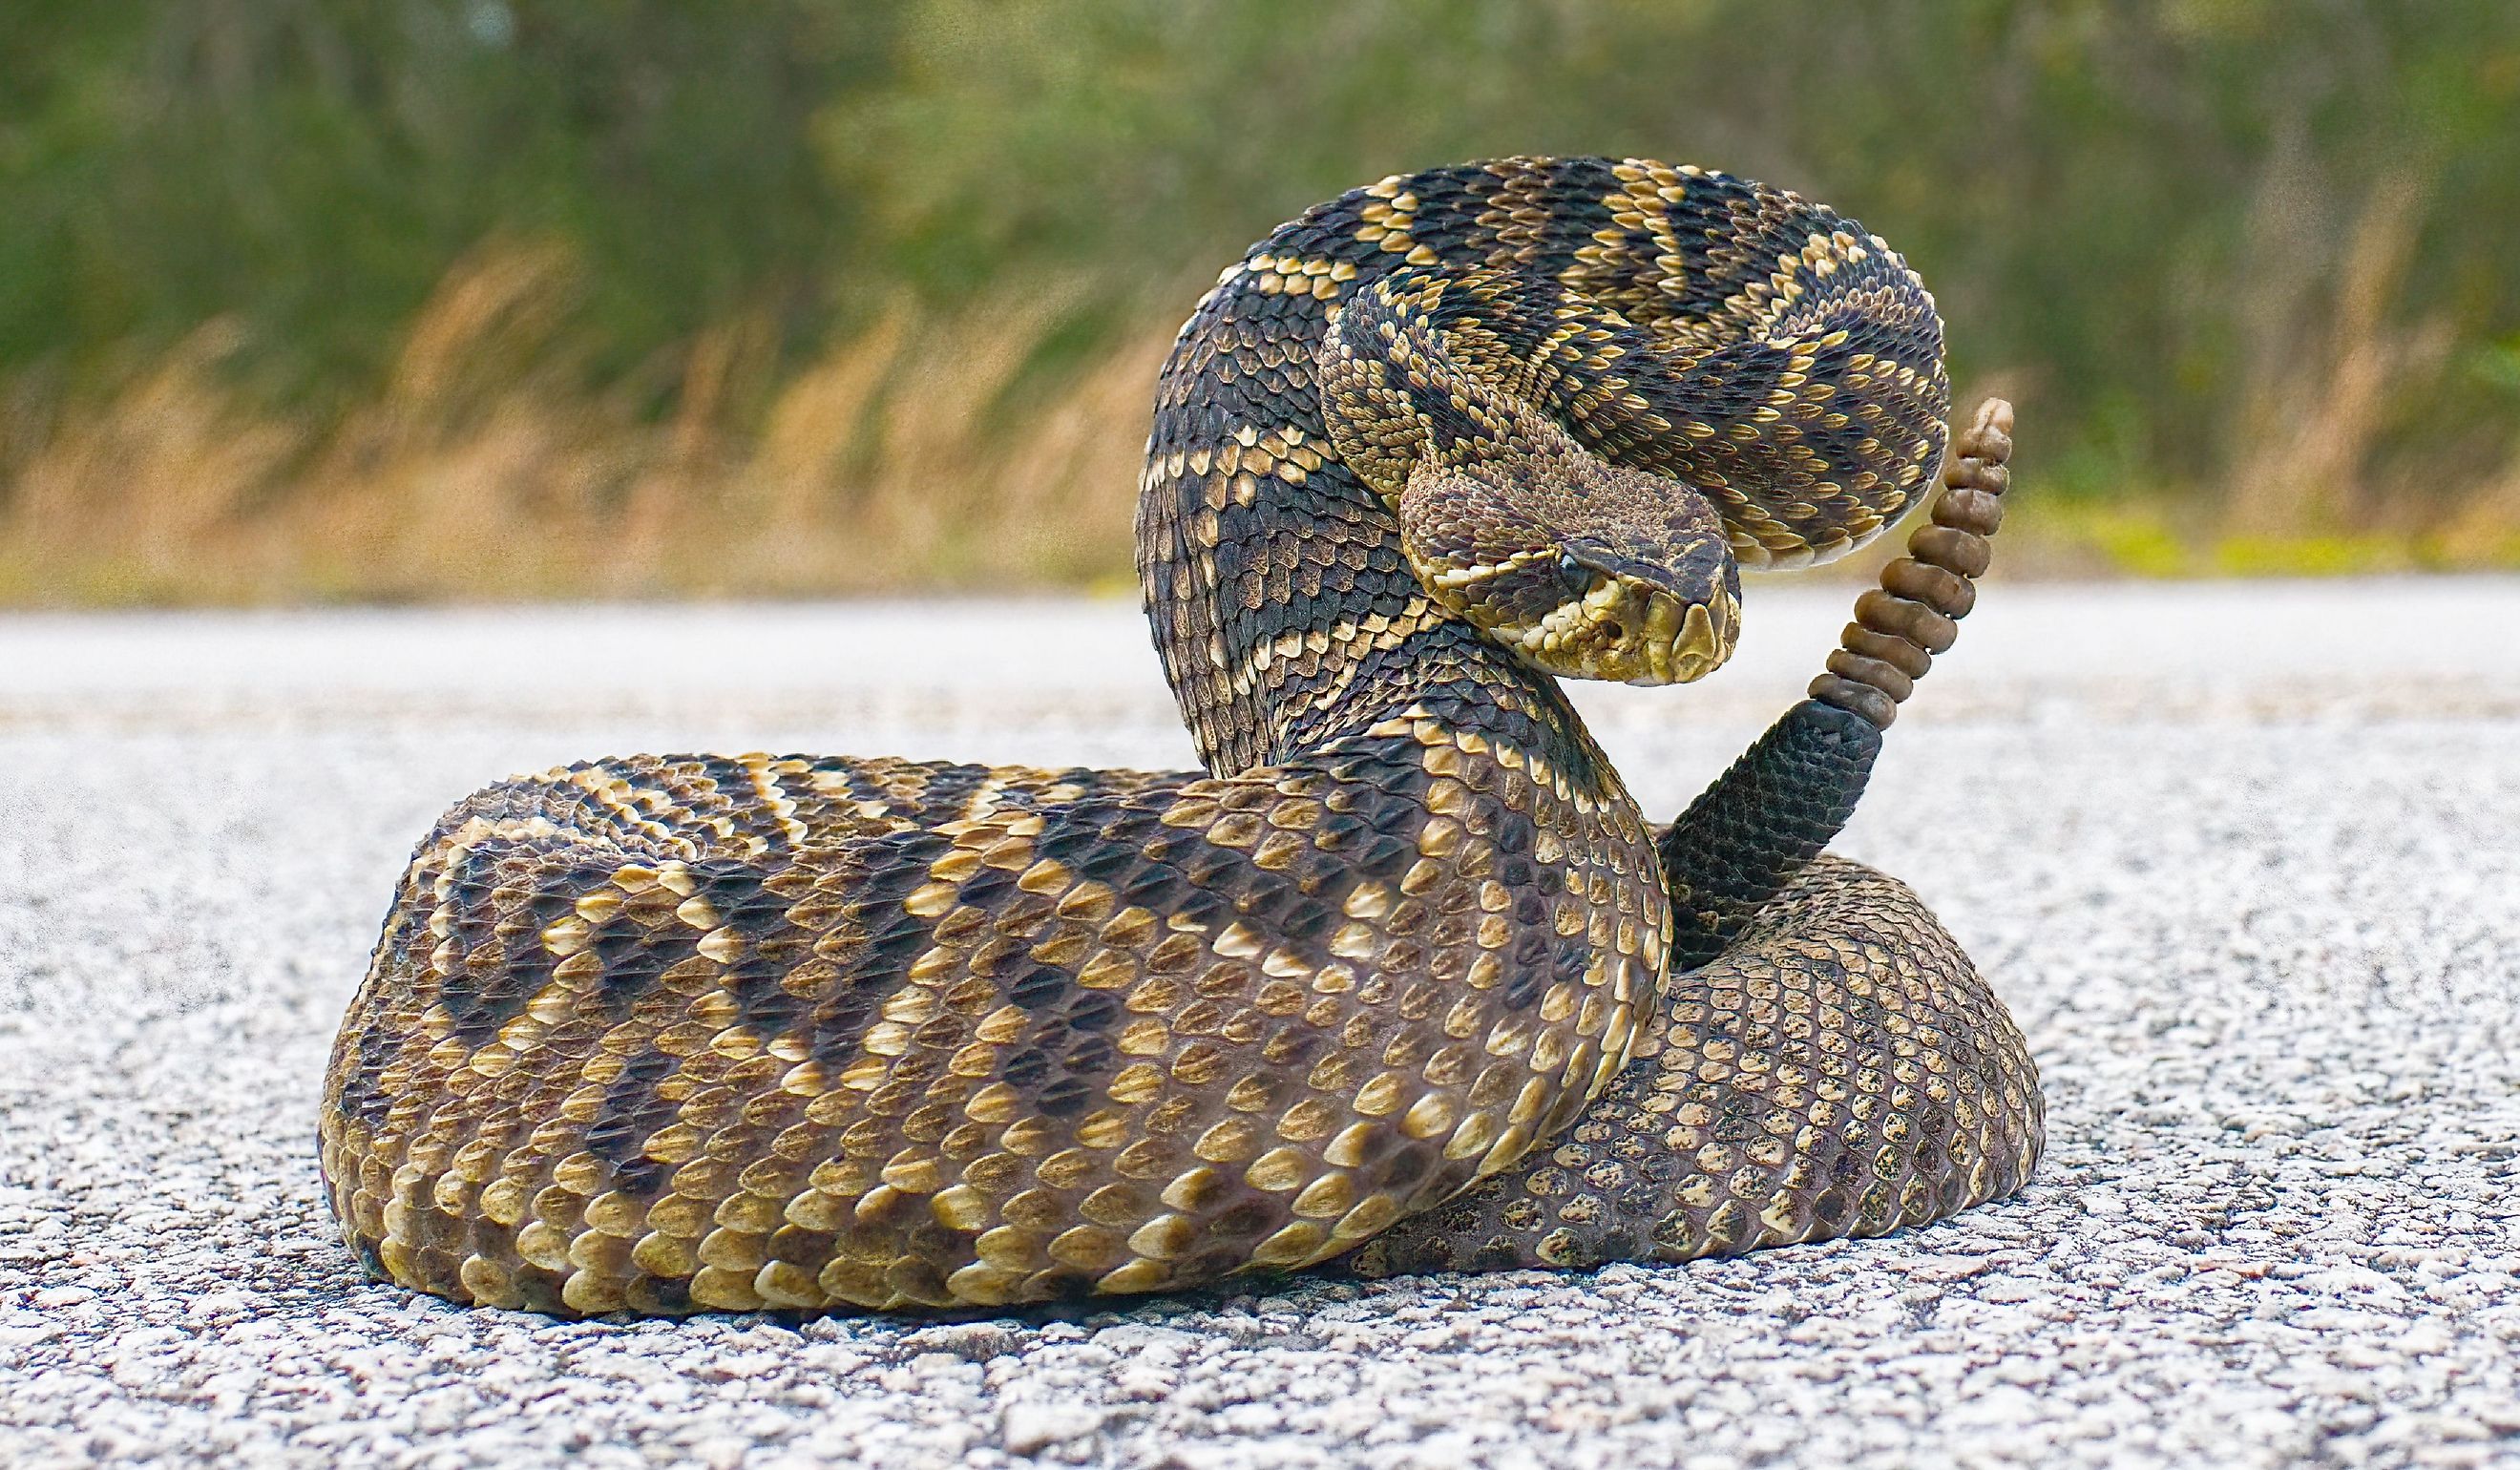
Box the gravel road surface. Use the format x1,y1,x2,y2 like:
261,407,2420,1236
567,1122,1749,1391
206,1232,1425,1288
2,578,2514,1469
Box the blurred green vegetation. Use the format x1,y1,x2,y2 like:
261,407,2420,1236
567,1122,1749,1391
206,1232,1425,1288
2,0,2517,602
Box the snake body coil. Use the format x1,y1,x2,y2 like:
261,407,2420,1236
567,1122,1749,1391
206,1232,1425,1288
321,158,2041,1314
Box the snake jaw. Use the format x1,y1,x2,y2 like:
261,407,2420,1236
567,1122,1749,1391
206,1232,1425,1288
1500,574,1737,685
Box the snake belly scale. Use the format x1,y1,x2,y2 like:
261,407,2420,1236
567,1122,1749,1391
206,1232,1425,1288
320,157,2043,1315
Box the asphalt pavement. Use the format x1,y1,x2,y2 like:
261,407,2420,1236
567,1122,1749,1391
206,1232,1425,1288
2,578,2514,1469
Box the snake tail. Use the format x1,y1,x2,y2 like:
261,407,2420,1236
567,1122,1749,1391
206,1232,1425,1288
1657,394,2017,967
1657,702,1880,973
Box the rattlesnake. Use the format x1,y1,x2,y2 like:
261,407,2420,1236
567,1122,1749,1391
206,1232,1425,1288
321,158,2040,1314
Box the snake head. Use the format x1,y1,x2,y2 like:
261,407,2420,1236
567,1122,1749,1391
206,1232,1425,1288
1401,456,1742,685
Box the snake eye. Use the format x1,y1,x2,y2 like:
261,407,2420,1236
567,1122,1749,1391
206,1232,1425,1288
1556,550,1589,596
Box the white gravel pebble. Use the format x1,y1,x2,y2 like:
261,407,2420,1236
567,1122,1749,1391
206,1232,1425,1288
1,578,2514,1470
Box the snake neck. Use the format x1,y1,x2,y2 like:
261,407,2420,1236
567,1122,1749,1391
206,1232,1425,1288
1138,367,1615,797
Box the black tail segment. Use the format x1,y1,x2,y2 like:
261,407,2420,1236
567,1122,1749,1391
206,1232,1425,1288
1658,700,1880,971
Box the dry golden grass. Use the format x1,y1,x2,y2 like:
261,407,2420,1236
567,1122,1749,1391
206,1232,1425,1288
0,239,2512,606
0,242,1166,605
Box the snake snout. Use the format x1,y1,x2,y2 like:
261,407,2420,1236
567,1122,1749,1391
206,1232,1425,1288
1508,556,1737,686
1550,539,1738,686
1624,582,1739,686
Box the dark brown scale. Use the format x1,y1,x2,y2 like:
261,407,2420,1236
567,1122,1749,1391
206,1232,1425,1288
320,158,2041,1316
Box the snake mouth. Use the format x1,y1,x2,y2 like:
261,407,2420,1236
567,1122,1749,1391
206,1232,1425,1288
1509,576,1738,684
1629,585,1740,685
1621,582,1740,685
